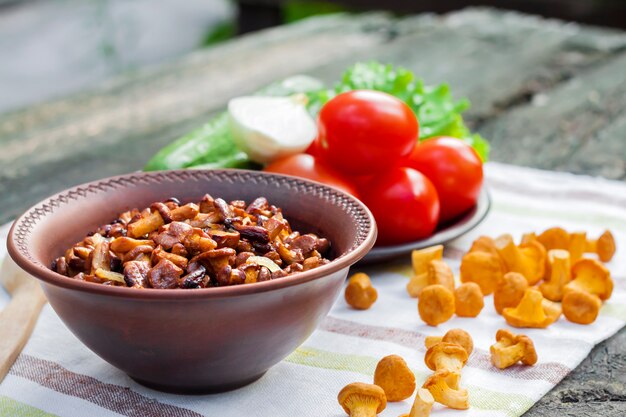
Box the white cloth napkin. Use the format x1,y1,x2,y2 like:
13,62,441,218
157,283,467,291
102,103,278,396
1,162,624,417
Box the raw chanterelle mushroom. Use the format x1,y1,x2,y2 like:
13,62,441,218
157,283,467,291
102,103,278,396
345,273,378,310
539,249,571,302
454,282,484,317
423,369,469,410
562,289,602,325
495,234,546,285
418,285,455,326
537,227,570,251
459,250,503,295
586,230,616,262
407,245,444,297
399,388,435,417
503,288,561,328
338,382,387,417
426,260,455,292
424,342,468,373
493,272,528,315
425,328,474,356
564,258,613,301
490,329,537,369
568,231,587,262
373,355,416,402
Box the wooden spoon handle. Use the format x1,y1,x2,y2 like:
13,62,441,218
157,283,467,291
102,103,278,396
0,281,47,383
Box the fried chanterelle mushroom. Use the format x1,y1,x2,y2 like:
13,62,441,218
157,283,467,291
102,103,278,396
338,382,387,417
490,329,537,369
52,195,332,288
345,272,378,310
374,355,416,402
425,328,474,356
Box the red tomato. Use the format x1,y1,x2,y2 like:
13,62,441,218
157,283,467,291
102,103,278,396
264,154,360,198
317,90,419,175
405,137,483,223
360,167,439,246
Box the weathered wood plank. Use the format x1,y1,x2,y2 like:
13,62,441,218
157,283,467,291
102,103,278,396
525,329,626,416
479,51,626,180
0,13,394,222
2,9,625,225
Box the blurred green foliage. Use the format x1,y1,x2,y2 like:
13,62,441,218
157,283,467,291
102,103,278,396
202,1,348,46
201,20,237,46
283,1,347,23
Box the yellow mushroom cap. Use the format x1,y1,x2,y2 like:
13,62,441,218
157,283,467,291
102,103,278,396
374,355,416,402
422,370,469,410
596,230,616,262
518,240,547,285
407,273,429,298
495,234,545,285
427,259,455,291
418,285,455,326
441,328,474,356
411,245,444,276
490,329,538,369
562,289,602,325
537,227,571,250
424,342,468,372
338,382,387,415
454,282,484,317
424,335,442,350
345,273,378,310
566,258,613,300
469,235,499,255
503,288,560,328
494,272,528,315
568,231,587,262
539,249,571,302
459,251,503,295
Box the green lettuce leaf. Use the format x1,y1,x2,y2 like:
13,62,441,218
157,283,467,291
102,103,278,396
306,62,489,161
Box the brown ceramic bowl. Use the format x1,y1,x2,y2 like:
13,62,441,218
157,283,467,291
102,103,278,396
7,169,375,393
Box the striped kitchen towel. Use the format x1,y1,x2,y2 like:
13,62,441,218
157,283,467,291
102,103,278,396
1,162,624,417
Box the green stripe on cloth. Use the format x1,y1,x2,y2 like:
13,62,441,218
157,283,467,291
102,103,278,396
601,303,626,321
0,396,58,417
494,201,626,232
287,347,534,416
365,261,413,278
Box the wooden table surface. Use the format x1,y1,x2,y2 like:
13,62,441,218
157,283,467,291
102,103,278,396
1,8,625,415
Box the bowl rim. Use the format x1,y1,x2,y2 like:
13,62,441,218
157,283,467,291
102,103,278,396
7,169,377,299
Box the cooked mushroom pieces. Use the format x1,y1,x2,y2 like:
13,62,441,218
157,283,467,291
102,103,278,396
52,195,332,289
148,259,183,289
123,261,151,288
153,222,193,250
